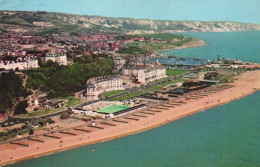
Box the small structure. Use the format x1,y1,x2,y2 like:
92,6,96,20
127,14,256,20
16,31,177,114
45,100,65,110
163,82,183,89
181,73,199,79
114,57,126,65
206,64,220,68
168,88,186,95
60,113,70,120
198,79,220,85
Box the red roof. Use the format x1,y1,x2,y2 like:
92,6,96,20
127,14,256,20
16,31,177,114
0,113,4,121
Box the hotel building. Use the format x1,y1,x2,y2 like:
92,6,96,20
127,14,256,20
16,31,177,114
0,57,39,70
123,67,167,84
85,75,124,100
43,53,68,65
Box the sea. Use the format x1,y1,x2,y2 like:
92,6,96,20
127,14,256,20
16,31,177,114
160,31,260,63
5,31,260,167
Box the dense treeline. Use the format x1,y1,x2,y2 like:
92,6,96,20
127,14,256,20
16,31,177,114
0,72,28,114
25,54,114,98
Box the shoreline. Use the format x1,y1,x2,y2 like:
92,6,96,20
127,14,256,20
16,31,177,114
154,39,207,54
1,70,260,166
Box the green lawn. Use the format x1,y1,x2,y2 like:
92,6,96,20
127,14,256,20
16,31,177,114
62,96,80,107
142,33,186,42
116,33,193,54
110,79,187,101
17,107,66,117
122,41,176,53
0,129,30,142
166,69,188,76
146,79,187,92
150,77,170,84
101,90,126,98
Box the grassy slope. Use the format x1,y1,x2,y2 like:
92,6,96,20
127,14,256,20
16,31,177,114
110,79,187,101
1,11,260,34
16,107,65,117
118,33,192,54
100,90,127,98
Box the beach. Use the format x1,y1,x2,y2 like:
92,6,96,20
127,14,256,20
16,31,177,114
1,70,260,166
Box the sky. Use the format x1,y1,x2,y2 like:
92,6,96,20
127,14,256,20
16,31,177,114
1,0,260,24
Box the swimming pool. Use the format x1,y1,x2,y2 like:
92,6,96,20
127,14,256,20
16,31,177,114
97,105,130,114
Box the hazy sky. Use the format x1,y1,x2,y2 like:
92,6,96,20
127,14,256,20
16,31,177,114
1,0,260,23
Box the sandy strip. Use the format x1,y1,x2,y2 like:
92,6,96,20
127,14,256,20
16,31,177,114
0,70,260,165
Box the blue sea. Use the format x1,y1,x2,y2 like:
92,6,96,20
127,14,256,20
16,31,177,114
160,31,260,63
5,31,260,167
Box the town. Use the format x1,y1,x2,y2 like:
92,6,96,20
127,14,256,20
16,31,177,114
1,0,260,165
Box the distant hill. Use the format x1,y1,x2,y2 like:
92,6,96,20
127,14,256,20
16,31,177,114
1,11,260,34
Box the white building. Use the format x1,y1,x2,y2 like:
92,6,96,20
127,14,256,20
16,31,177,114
137,68,166,84
86,75,124,100
43,53,68,65
20,44,36,49
114,57,126,65
206,64,220,68
123,67,167,84
229,65,239,69
27,58,39,69
0,57,39,70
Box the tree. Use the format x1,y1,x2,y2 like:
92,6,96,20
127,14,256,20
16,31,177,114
46,60,60,68
29,129,34,135
0,72,28,115
38,58,45,67
25,55,114,98
14,101,28,115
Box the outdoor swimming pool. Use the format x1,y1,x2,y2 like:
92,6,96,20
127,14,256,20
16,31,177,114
97,105,130,114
